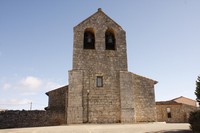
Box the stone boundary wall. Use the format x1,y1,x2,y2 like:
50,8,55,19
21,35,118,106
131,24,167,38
0,110,65,129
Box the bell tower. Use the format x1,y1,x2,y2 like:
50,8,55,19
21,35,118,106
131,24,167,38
72,8,127,71
67,8,128,123
46,8,157,125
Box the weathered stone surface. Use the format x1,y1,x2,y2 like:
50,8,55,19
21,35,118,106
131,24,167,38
0,110,60,129
45,85,67,124
132,73,157,122
69,9,128,124
46,85,67,111
120,71,135,123
47,9,157,124
67,70,83,124
156,101,198,123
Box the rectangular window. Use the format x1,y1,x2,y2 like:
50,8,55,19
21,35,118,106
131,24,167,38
167,112,172,118
96,76,103,87
167,108,172,118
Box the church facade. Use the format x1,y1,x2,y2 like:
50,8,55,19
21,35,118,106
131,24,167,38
46,8,158,124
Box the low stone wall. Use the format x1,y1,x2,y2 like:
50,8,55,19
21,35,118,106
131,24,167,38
0,110,66,129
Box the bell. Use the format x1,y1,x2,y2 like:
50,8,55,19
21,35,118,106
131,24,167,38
108,38,113,43
87,38,92,43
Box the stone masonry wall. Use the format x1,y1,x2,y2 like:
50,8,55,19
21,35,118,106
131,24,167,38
120,71,135,123
86,70,121,123
132,74,157,122
67,70,83,124
66,9,157,124
156,104,198,123
0,110,62,129
46,86,68,124
47,86,67,111
70,9,127,123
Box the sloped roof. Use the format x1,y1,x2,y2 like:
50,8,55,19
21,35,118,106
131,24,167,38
156,96,197,107
172,96,197,107
131,72,158,84
172,96,196,102
74,8,123,30
46,85,68,96
156,100,182,105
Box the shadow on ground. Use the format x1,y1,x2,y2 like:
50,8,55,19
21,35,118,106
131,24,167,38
146,130,192,133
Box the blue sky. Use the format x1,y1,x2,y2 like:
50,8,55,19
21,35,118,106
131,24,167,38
0,0,200,110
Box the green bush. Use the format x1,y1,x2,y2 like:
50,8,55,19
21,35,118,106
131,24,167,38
189,110,200,133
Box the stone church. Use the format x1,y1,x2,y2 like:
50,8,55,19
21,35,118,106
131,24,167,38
46,8,158,124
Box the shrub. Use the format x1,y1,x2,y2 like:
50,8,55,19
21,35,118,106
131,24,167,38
189,110,200,133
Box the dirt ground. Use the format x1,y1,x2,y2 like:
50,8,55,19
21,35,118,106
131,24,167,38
0,123,192,133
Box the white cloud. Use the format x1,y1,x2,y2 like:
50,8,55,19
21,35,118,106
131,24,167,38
0,98,32,110
9,98,31,105
0,98,31,105
1,76,64,93
19,76,42,90
0,76,65,110
2,83,11,90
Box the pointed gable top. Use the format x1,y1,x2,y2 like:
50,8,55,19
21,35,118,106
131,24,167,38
74,8,123,30
172,96,197,107
156,96,197,107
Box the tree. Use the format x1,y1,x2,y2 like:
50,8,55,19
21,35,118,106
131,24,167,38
195,76,200,105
